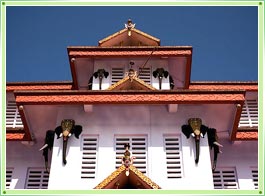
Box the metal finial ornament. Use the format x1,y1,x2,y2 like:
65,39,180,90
124,19,135,36
121,143,135,176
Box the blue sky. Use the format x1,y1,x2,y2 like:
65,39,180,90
6,6,258,82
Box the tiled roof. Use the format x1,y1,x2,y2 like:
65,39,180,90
68,50,191,57
236,132,258,140
6,81,72,91
14,91,245,105
189,82,258,91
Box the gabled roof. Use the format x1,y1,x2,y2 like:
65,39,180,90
94,165,161,189
98,20,160,47
107,76,156,90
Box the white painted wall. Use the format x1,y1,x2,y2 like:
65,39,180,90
6,104,258,190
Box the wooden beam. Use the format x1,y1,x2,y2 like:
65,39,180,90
230,103,243,141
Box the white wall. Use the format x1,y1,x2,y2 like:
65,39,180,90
6,104,258,190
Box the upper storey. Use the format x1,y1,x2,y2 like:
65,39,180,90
68,20,192,90
98,19,160,46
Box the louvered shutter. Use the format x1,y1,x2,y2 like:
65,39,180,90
6,168,13,189
251,167,258,189
81,136,98,179
213,168,239,189
164,136,183,178
239,100,258,128
25,168,49,189
6,101,23,128
111,67,124,84
138,67,151,84
115,136,147,174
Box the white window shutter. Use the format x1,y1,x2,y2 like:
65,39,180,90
239,100,258,128
115,136,147,174
164,135,183,179
6,168,14,189
138,67,151,84
111,67,124,84
213,168,239,189
6,101,23,129
251,167,258,189
25,168,49,189
81,136,98,179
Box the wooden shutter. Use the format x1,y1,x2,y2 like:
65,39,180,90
25,168,49,189
251,167,258,189
239,100,258,128
6,168,14,189
213,168,239,189
138,67,151,84
164,135,183,178
115,136,147,174
81,136,98,179
6,101,23,129
111,67,124,84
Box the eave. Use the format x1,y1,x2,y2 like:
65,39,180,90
6,81,73,92
189,81,258,91
13,89,245,105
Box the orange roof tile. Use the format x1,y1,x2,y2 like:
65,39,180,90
236,132,258,140
189,82,258,91
15,92,245,105
7,85,72,91
6,133,25,140
68,50,191,57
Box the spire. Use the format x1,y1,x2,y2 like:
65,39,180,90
124,19,135,36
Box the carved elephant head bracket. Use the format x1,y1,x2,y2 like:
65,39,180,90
40,119,82,170
152,68,169,90
55,119,82,165
181,118,223,171
93,69,109,90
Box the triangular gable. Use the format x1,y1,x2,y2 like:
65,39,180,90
107,76,156,91
98,20,160,47
94,165,161,189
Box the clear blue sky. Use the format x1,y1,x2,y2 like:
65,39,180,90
6,6,258,82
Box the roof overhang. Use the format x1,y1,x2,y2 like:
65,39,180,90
14,89,245,105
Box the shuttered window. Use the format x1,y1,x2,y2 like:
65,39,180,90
251,167,258,189
239,100,258,128
164,135,183,179
111,67,124,84
81,136,98,179
6,101,23,129
115,136,147,174
213,168,239,189
25,168,49,189
138,67,151,84
6,168,13,189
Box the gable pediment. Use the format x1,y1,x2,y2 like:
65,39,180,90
107,76,156,91
98,20,160,47
94,165,160,189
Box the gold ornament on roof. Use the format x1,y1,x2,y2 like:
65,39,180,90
124,19,135,36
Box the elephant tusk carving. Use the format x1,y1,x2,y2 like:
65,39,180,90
40,130,55,173
213,141,223,147
39,144,48,151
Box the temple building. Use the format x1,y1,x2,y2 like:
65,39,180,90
5,20,258,190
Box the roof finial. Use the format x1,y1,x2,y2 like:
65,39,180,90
124,19,135,36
